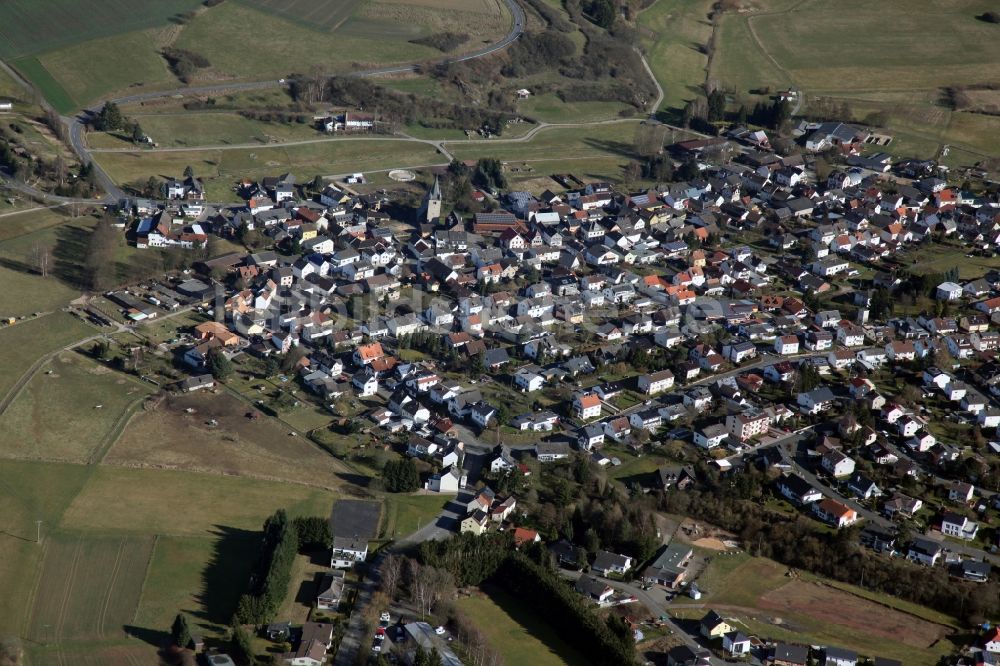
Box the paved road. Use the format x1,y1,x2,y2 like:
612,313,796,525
333,491,469,666
555,569,725,665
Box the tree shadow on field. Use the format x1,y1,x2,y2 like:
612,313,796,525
582,138,638,160
52,223,93,288
123,624,170,650
196,525,261,629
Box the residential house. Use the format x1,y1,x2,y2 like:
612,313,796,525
637,369,675,395
813,498,858,528
699,610,732,640
573,392,602,420
941,511,978,540
591,550,633,576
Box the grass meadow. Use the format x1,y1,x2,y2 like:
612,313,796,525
705,0,1000,161
93,139,446,200
670,554,959,665
0,312,96,398
0,352,153,463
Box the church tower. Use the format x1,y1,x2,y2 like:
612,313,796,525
420,175,442,224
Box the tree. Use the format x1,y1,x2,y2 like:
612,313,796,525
93,102,125,132
130,122,144,144
292,516,331,550
707,89,726,122
231,625,254,665
171,613,192,649
588,0,616,28
208,347,233,380
384,459,420,493
91,341,110,360
472,158,507,193
184,165,195,179
32,243,53,278
677,158,699,181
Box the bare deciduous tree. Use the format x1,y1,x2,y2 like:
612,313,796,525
32,243,53,278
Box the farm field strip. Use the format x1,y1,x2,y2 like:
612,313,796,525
26,534,155,642
0,0,203,60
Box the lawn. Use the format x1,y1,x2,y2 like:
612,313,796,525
456,586,590,666
380,494,448,539
93,139,445,201
0,311,97,399
59,465,339,536
0,352,153,463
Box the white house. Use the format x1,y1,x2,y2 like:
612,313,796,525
774,335,800,355
573,392,602,420
637,369,675,395
821,450,855,478
330,536,368,569
936,281,963,301
694,423,729,449
941,512,978,540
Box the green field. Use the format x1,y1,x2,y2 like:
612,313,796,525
93,139,446,200
60,465,339,536
639,0,716,115
0,460,94,635
456,587,589,666
706,0,1000,162
0,352,152,463
445,121,645,163
35,29,178,109
89,112,321,149
518,94,634,124
0,457,345,649
241,0,365,31
135,533,258,631
380,494,449,539
0,0,202,60
27,533,156,642
171,1,439,82
0,312,96,398
671,554,958,664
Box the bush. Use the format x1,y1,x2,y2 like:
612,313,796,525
410,32,469,52
384,459,420,493
161,48,211,82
